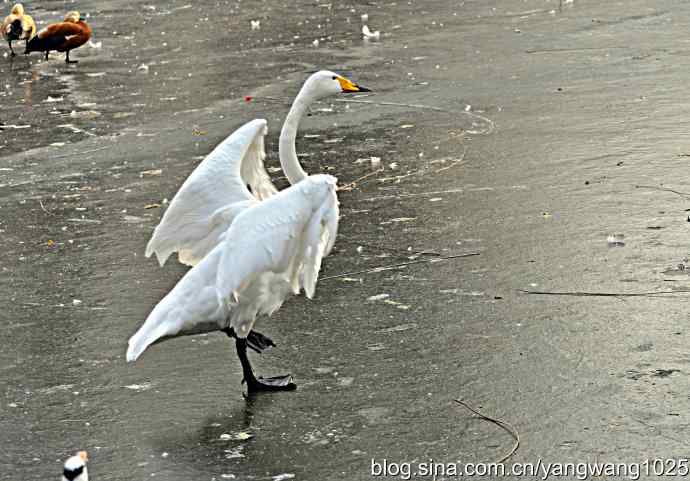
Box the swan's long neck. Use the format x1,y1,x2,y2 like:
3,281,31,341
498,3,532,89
279,89,312,185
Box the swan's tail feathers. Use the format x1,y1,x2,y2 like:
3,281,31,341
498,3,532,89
126,302,181,362
127,249,225,361
126,326,156,362
126,319,171,362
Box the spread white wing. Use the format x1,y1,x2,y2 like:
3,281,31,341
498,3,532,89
126,174,339,362
145,119,277,267
217,174,339,336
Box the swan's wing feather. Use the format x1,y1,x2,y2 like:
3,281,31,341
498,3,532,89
176,199,255,266
301,186,339,298
145,119,278,267
239,129,276,201
215,175,339,332
127,248,226,362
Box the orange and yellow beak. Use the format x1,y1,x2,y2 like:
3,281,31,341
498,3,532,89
337,76,371,93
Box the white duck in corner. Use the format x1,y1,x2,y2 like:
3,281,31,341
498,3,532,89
128,72,370,394
62,451,88,481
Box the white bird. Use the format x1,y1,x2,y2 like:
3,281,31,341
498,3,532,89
145,70,370,267
62,451,88,481
362,25,380,40
129,71,371,393
127,175,339,392
361,13,380,40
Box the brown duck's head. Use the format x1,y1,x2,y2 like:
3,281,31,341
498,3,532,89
10,3,25,16
64,11,84,23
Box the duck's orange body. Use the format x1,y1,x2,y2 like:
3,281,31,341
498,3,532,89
25,11,91,63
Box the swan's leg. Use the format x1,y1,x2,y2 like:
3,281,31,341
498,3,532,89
8,40,16,57
223,327,275,354
235,337,296,393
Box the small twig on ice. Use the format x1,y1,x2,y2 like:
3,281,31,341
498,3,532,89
526,46,628,54
432,146,468,173
634,184,690,199
519,289,690,298
338,168,384,192
39,199,55,216
454,399,520,464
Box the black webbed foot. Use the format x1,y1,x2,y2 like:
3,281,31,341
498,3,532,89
245,374,297,393
235,337,296,395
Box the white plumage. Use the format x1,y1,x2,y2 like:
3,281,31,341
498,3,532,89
145,119,276,267
144,71,368,268
127,175,338,363
361,13,381,40
62,451,88,481
130,71,368,392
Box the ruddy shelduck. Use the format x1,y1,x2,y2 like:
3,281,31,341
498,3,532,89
25,11,91,63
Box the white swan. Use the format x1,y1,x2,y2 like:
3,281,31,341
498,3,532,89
62,451,88,481
145,70,369,267
128,175,339,392
128,72,370,393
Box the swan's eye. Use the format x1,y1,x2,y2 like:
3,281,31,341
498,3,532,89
332,76,337,80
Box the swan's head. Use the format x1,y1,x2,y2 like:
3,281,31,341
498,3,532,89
62,451,88,481
64,11,85,22
10,4,24,16
303,70,370,100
